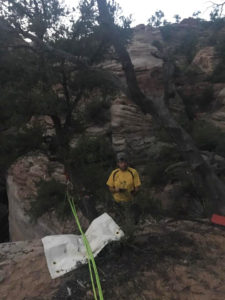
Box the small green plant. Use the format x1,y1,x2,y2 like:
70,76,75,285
211,63,225,83
180,85,214,118
173,14,181,24
152,40,163,51
175,30,198,63
84,97,111,125
29,179,67,221
192,11,201,18
148,10,165,27
172,179,211,218
134,186,163,219
211,36,225,82
28,135,115,221
69,135,115,202
143,145,181,186
0,125,44,174
144,162,169,185
198,87,214,110
160,24,174,42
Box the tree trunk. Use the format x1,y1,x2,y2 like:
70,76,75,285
96,0,225,214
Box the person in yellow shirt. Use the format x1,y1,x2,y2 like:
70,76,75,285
106,153,141,203
106,153,141,229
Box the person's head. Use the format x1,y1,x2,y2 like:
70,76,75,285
117,153,128,171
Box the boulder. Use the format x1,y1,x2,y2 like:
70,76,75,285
209,111,225,130
0,240,63,300
28,115,56,137
7,153,89,241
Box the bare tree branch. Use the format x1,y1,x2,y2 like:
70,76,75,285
206,1,225,17
6,0,34,19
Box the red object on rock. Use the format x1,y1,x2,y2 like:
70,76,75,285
64,171,70,182
211,214,225,226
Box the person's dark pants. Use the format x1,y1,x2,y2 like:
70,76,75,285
114,201,141,236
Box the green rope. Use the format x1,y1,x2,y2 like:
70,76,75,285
67,192,104,300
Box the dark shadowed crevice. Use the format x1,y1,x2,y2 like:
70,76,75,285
0,185,9,243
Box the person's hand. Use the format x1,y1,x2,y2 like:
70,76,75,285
119,188,127,192
114,187,120,193
131,187,139,195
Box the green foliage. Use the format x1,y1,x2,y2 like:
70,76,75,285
172,180,211,218
144,162,168,186
152,40,163,51
69,135,115,203
192,11,201,18
173,14,181,24
181,85,214,114
152,124,174,143
192,120,225,156
160,24,175,42
0,38,67,130
211,37,225,83
63,0,132,62
143,145,181,186
29,179,67,221
84,97,111,124
161,24,198,63
0,0,133,222
211,64,225,83
197,86,214,110
211,17,225,30
215,36,225,59
70,69,119,95
135,187,163,218
64,1,111,61
210,7,221,22
183,68,199,85
0,0,126,178
27,135,114,221
71,117,86,134
1,0,68,40
148,10,165,27
175,30,198,63
0,125,44,174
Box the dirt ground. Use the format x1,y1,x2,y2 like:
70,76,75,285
53,218,225,300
